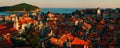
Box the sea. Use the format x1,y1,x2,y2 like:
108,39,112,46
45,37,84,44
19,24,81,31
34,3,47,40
41,8,83,13
0,8,84,16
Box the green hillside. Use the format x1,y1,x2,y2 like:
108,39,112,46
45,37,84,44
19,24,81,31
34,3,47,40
0,3,40,11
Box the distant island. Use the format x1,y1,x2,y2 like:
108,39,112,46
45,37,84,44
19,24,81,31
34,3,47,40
0,3,40,12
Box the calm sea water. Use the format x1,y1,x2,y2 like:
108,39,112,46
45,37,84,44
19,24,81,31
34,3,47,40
0,8,84,16
41,8,82,13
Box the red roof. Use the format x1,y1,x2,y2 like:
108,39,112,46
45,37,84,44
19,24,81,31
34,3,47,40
99,20,105,25
33,20,38,23
26,19,32,23
79,32,84,36
72,38,89,46
0,28,17,36
0,33,14,48
50,37,58,44
19,19,38,25
83,22,91,28
49,37,62,46
0,39,13,48
0,24,7,30
110,40,117,45
113,25,120,31
55,34,74,46
65,34,74,40
90,33,99,38
10,28,16,31
95,25,104,30
87,17,92,21
59,35,67,42
50,34,74,47
103,35,113,40
19,20,26,24
99,40,108,46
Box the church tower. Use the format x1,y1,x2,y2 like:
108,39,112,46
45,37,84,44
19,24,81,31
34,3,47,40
13,16,19,30
97,7,101,16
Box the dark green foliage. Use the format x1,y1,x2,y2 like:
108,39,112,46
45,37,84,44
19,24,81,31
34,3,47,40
11,23,40,47
0,3,40,11
21,23,40,47
0,6,11,11
11,37,27,47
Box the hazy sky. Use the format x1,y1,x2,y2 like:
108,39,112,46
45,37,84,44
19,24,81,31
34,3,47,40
0,0,120,8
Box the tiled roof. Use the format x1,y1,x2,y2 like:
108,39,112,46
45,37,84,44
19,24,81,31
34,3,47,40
72,37,88,46
113,25,120,31
90,32,100,38
0,27,15,48
0,28,17,36
95,25,104,30
50,37,58,44
99,20,105,25
59,35,67,42
0,24,7,30
99,40,109,46
79,32,84,36
19,19,26,24
65,34,74,40
0,39,13,48
50,34,74,47
19,19,38,24
33,20,38,23
49,37,60,46
110,40,117,45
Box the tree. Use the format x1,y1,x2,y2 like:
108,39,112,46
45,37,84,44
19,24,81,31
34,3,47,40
11,23,40,47
22,23,40,47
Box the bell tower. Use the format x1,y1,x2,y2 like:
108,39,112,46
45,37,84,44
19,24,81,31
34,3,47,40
97,7,101,16
13,16,19,30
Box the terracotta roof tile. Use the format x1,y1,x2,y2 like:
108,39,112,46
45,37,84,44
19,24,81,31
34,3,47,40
33,20,38,23
99,40,109,46
19,19,38,24
72,37,89,46
0,28,17,36
65,34,74,40
0,24,7,30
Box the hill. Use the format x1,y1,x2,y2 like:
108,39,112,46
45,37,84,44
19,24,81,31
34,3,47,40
0,3,40,12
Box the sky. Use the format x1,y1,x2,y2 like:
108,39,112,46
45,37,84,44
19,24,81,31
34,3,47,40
0,0,120,8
